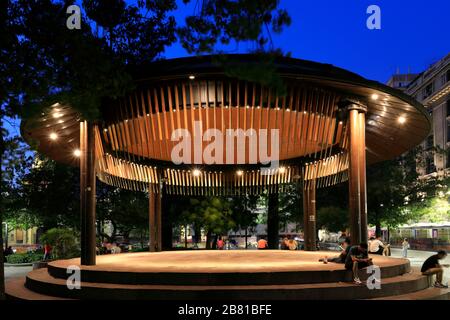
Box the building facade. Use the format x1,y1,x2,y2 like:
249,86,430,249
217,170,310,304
388,54,450,176
387,53,450,250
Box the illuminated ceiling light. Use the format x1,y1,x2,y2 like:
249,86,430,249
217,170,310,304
49,132,58,140
246,105,250,109
192,169,201,177
53,112,62,118
58,120,64,124
278,167,286,174
398,116,406,124
188,75,195,80
371,94,379,100
52,103,60,108
303,111,307,114
236,170,243,176
103,128,108,132
73,149,81,157
286,108,290,112
256,106,260,109
276,107,280,110
339,121,343,124
368,120,375,125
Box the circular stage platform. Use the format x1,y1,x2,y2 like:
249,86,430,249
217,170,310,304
6,251,450,300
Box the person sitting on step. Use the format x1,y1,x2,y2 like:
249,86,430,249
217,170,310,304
319,238,351,264
345,242,373,285
421,250,449,289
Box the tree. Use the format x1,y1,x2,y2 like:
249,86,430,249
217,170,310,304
19,156,80,230
316,206,348,233
179,197,235,248
367,149,421,236
96,183,148,244
229,194,259,248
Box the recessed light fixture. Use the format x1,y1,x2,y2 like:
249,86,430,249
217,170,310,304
189,75,195,80
371,94,379,100
398,116,406,124
278,167,286,173
73,149,81,157
236,170,243,176
53,112,62,118
192,169,201,177
49,132,58,140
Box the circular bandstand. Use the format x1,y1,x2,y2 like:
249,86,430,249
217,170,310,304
8,55,445,300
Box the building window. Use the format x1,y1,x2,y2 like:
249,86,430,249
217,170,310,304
426,135,434,150
447,122,450,142
423,83,434,98
15,229,24,244
426,156,435,174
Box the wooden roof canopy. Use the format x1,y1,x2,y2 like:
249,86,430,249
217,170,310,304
22,54,431,195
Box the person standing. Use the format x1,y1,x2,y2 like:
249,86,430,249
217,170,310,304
421,250,449,288
217,237,225,250
401,238,410,258
43,243,52,261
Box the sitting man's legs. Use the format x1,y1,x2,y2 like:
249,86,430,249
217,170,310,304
422,267,444,284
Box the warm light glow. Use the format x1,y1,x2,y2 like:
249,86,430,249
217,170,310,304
189,75,195,80
278,167,286,174
53,112,62,118
371,94,379,100
49,132,58,140
236,170,243,176
192,169,201,177
398,116,406,124
73,149,81,157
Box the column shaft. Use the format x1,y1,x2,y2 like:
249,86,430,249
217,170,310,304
80,121,96,266
348,109,361,245
303,180,317,251
148,188,157,252
359,112,368,242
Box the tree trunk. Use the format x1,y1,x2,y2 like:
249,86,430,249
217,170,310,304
161,191,172,250
0,123,5,300
375,221,382,238
205,230,212,249
245,228,248,249
212,234,218,249
267,192,279,249
194,225,201,246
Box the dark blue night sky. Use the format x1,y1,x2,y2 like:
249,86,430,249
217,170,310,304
167,0,450,83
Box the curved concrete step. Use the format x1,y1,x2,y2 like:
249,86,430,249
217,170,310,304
25,268,429,300
370,287,450,300
47,257,411,286
5,277,71,300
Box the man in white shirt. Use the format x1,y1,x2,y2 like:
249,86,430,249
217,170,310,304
369,236,385,255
